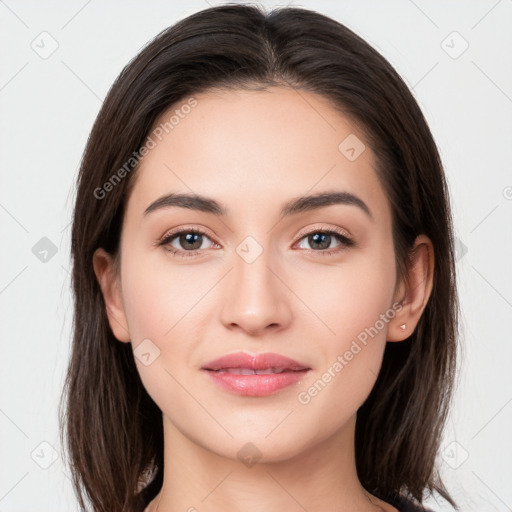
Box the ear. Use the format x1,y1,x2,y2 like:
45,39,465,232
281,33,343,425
387,234,434,342
92,247,131,343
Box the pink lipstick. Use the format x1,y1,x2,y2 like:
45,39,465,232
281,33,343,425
201,352,311,396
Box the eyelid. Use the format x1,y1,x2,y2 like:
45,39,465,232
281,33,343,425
157,224,217,244
158,224,352,245
294,223,352,242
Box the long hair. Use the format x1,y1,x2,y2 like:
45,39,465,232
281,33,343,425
59,4,459,511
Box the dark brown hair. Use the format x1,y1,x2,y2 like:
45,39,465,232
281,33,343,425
59,4,459,511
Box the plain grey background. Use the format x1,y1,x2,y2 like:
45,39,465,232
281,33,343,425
0,1,511,511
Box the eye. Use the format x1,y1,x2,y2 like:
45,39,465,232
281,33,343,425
295,228,355,256
157,226,355,258
158,227,218,258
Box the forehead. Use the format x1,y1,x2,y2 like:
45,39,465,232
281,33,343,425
126,86,390,224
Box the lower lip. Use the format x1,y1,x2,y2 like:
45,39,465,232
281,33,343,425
203,369,310,396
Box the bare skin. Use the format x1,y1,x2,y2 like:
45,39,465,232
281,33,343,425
93,86,434,512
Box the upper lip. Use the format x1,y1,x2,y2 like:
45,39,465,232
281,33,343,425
201,352,310,371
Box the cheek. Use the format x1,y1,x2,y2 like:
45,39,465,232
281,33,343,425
121,250,210,342
298,241,396,345
119,250,214,398
292,241,396,409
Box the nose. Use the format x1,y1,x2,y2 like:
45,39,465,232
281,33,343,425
219,246,292,336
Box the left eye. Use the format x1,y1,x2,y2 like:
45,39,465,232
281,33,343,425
296,230,354,253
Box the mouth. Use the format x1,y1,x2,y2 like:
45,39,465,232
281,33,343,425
206,367,303,375
201,351,310,372
201,352,311,396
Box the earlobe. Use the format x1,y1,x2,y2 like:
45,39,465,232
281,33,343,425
387,234,435,342
92,247,131,343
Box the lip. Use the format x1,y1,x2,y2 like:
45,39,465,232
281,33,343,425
201,352,310,371
201,352,311,397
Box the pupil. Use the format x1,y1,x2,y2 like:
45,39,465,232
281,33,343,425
181,233,202,250
310,233,330,250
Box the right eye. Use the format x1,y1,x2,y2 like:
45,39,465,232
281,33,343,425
159,228,219,258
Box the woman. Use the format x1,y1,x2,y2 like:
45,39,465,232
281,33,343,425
59,4,459,512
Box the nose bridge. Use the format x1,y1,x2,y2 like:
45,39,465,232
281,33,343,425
235,241,275,297
219,235,291,334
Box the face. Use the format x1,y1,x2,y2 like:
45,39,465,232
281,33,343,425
98,86,406,462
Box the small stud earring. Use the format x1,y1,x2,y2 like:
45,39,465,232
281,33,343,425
399,324,406,331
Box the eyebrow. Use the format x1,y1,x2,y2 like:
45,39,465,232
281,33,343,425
143,191,373,220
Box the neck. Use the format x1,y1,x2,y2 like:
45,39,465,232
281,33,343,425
148,414,392,512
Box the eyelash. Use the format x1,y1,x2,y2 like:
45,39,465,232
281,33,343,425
158,226,355,258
